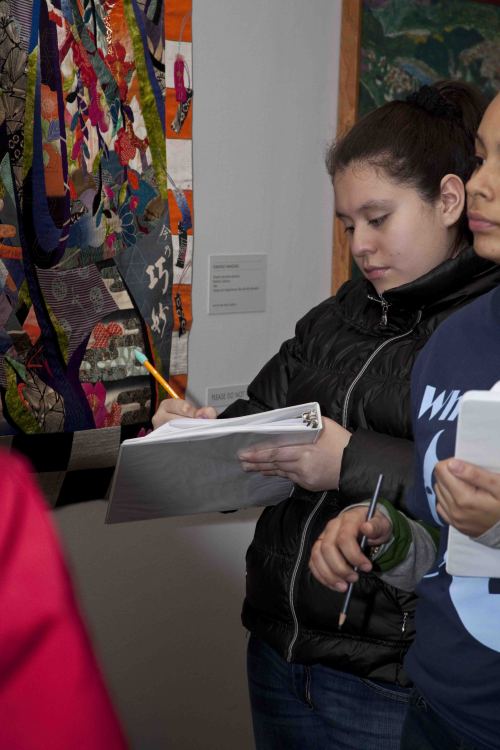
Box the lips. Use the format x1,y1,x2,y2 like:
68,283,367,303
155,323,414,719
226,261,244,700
467,212,497,232
363,266,389,279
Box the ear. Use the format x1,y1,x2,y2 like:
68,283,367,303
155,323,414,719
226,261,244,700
439,173,465,227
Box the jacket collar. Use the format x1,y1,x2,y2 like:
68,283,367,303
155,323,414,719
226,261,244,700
378,247,500,312
337,247,500,333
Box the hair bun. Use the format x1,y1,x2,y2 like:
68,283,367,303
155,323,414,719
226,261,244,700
405,85,462,121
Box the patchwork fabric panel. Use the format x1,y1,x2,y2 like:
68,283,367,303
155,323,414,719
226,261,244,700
0,0,193,503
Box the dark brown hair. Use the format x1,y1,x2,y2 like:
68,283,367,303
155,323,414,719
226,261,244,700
326,80,489,247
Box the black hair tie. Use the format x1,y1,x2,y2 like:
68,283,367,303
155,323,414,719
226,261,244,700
405,85,462,121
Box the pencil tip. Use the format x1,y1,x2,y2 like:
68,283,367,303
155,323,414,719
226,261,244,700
338,613,346,629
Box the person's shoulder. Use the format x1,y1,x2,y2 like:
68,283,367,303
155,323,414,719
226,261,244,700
292,278,372,346
297,277,365,324
417,287,500,370
294,294,336,331
440,285,499,335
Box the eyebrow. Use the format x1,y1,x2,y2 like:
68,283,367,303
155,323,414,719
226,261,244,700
335,199,394,220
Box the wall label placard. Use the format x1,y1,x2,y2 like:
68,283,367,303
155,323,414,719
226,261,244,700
209,254,267,314
206,384,249,412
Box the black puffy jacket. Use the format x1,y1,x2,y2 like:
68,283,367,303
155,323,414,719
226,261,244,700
222,248,500,686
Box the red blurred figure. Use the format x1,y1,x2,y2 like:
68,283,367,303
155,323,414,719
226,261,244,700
0,451,128,749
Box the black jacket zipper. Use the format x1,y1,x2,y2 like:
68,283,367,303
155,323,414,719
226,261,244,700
367,293,390,326
285,310,423,662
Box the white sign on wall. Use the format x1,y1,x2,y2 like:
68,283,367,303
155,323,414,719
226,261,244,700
208,254,267,314
206,384,249,413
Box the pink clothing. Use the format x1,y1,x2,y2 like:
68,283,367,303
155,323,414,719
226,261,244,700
0,451,128,749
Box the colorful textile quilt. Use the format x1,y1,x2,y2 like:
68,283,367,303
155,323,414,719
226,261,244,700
0,0,193,504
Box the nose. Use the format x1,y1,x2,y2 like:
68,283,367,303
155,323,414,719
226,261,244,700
349,226,377,258
466,163,494,203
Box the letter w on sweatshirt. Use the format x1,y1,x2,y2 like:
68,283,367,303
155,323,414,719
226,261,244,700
418,385,462,422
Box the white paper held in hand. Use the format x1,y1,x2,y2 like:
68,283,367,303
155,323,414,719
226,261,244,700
446,385,500,577
106,402,322,523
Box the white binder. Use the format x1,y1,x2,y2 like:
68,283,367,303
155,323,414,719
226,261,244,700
106,402,322,523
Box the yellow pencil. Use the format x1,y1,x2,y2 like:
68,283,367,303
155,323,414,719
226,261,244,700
134,350,180,400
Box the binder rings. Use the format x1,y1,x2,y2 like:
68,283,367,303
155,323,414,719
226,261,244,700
446,387,500,577
106,402,322,523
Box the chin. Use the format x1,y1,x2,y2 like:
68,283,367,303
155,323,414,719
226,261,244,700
371,276,400,294
473,235,500,264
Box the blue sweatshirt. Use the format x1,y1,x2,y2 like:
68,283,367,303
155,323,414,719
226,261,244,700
404,286,500,750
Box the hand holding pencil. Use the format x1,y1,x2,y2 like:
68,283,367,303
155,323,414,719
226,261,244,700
338,473,383,628
309,474,392,614
134,350,218,428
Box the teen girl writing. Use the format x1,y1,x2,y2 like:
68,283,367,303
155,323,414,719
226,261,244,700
153,82,500,750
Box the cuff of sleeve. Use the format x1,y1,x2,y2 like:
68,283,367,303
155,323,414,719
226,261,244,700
371,499,413,572
473,518,500,549
338,500,411,572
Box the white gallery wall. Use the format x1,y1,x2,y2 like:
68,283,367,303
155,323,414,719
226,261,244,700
188,0,341,402
55,2,342,748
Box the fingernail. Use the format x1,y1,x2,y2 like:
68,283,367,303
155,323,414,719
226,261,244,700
239,453,249,460
448,458,464,475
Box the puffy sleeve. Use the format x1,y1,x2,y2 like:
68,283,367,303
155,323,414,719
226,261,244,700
339,428,415,512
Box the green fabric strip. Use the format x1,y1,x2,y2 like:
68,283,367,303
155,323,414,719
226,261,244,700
23,50,38,181
123,0,167,199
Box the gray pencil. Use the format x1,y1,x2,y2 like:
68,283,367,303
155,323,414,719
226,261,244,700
338,473,384,629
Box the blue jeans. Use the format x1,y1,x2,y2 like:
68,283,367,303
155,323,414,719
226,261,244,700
247,635,410,750
400,689,483,750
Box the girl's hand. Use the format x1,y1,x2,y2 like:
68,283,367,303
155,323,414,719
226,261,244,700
435,458,500,537
309,507,393,592
152,399,216,428
238,417,351,491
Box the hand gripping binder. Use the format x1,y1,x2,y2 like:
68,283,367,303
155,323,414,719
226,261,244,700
106,402,322,523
